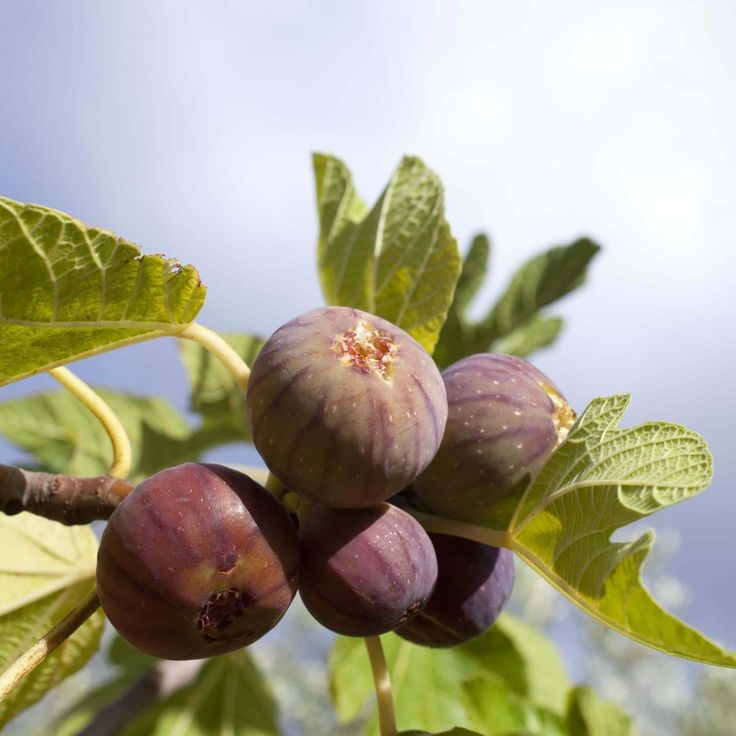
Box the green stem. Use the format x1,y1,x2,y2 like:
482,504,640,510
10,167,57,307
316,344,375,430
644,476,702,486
48,367,133,479
407,510,512,548
0,589,100,701
364,636,397,736
176,322,251,391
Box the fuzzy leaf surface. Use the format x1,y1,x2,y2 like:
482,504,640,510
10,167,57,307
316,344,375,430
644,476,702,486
0,196,205,386
503,394,733,666
313,154,461,354
0,513,103,728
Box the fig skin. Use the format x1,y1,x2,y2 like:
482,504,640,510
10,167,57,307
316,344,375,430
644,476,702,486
246,306,448,509
96,463,299,660
298,502,438,636
414,353,575,526
395,534,515,647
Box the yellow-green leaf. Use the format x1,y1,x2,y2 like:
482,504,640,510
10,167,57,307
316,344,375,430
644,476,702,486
330,615,570,735
313,155,461,354
0,513,103,728
504,394,734,666
0,196,206,386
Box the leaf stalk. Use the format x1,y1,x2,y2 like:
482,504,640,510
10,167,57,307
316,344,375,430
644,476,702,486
48,366,133,479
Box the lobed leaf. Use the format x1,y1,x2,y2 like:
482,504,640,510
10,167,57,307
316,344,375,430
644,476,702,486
0,196,206,386
0,513,103,728
434,236,599,367
478,239,599,345
313,154,461,354
502,394,735,666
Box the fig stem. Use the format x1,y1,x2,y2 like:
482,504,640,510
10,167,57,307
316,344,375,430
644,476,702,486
364,636,397,736
48,366,133,479
177,322,251,391
408,510,512,549
0,588,100,701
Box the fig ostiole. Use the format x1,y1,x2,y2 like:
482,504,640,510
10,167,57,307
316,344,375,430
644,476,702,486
96,463,300,660
415,353,575,526
246,306,448,509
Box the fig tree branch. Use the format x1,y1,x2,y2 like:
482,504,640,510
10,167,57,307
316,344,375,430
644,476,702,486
0,465,132,524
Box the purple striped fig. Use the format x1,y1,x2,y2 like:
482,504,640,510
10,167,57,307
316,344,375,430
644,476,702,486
396,534,515,647
96,463,299,660
414,354,575,526
298,502,438,636
246,306,448,509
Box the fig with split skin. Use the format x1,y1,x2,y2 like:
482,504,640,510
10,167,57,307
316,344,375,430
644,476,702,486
414,353,575,526
96,463,300,660
246,306,448,509
298,502,439,636
396,534,515,647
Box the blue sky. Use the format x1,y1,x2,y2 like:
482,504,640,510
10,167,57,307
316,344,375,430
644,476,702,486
1,0,735,656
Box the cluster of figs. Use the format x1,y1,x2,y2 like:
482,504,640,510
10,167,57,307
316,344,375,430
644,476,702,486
96,306,576,660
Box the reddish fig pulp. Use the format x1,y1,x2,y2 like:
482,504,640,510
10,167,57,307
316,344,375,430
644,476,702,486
246,306,448,508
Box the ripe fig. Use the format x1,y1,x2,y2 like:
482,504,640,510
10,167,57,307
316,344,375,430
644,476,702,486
414,353,575,526
395,534,514,647
96,463,299,660
246,306,448,508
298,502,438,636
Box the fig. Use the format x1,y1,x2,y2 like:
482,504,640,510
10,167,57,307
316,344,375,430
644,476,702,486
414,353,575,526
298,502,438,636
246,306,448,508
96,463,299,660
395,534,515,647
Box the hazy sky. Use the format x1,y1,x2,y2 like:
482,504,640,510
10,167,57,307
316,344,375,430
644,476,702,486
1,0,735,656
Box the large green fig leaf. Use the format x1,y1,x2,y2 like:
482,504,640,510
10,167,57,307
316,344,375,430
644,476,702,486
500,394,733,666
313,154,461,354
0,196,206,386
120,650,278,736
0,388,238,483
434,236,598,367
0,513,103,728
330,615,570,735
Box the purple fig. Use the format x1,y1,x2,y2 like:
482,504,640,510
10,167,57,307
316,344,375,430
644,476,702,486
298,502,438,636
96,463,299,660
414,353,575,526
396,534,515,647
246,306,448,508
